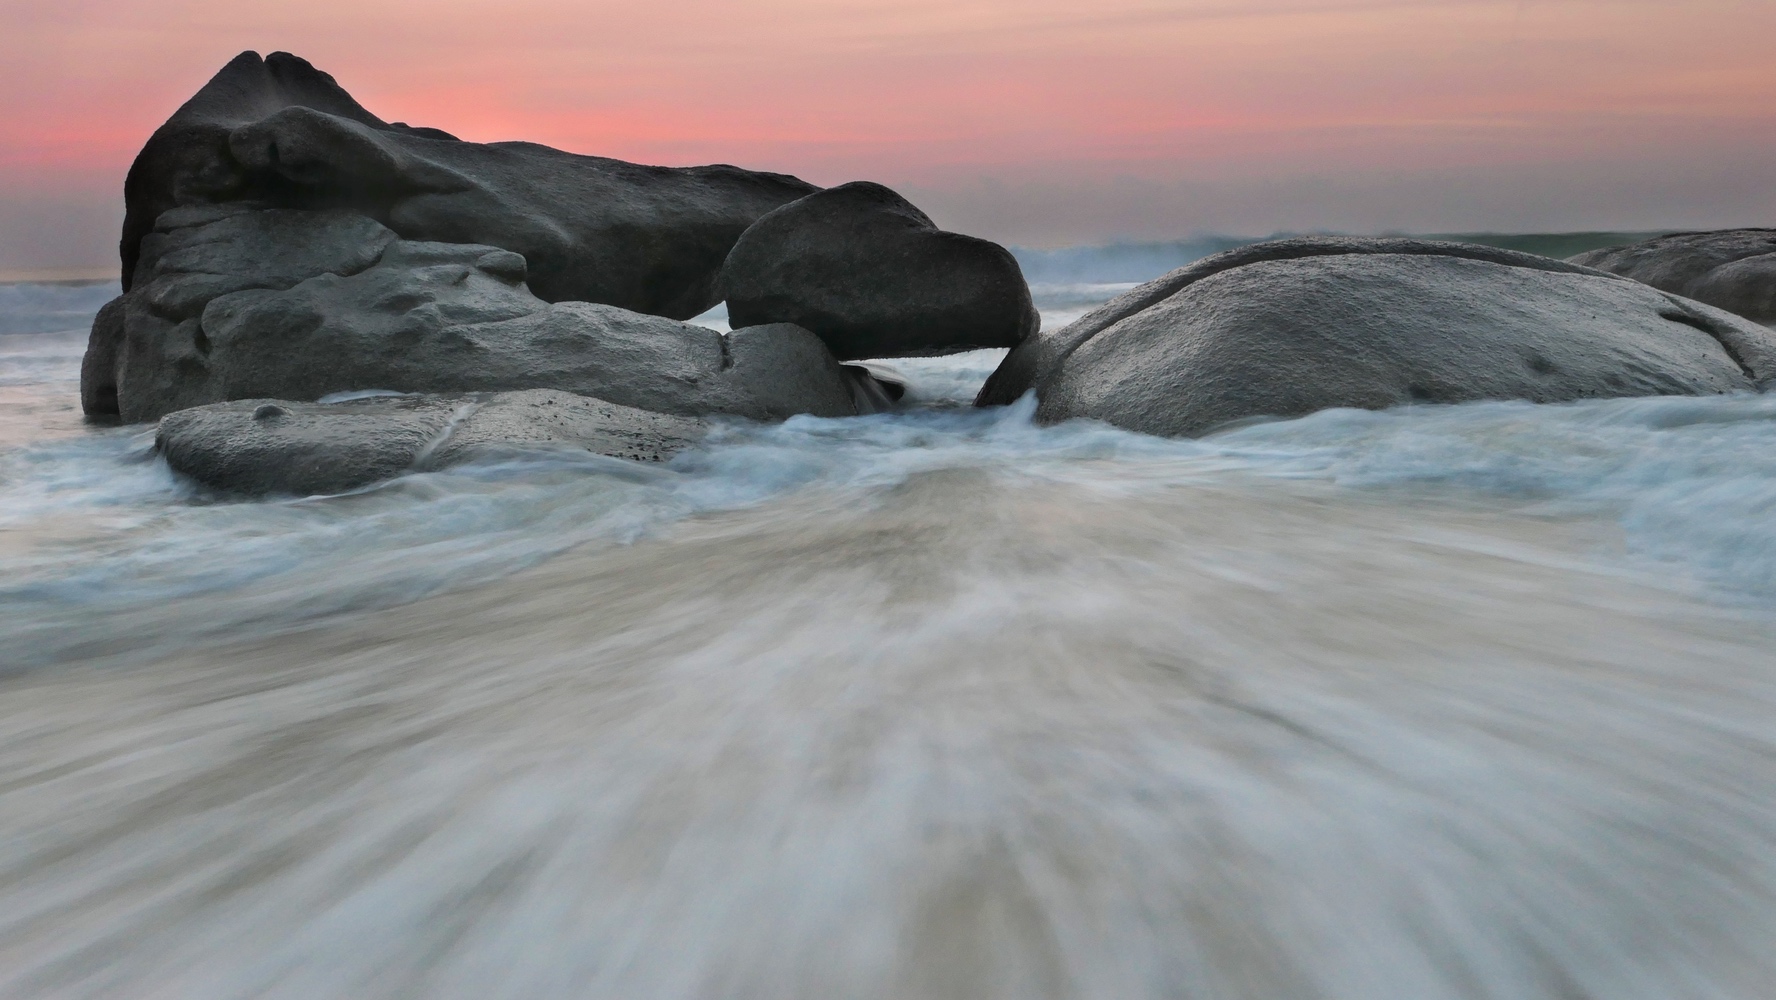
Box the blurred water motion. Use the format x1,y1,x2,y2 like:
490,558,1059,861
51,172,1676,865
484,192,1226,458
3,280,1776,998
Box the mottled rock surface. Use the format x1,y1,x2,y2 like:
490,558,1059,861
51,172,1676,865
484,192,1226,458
718,182,1037,359
978,237,1776,437
158,389,704,495
1571,229,1776,324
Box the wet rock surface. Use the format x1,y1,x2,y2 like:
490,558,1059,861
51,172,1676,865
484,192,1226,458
1571,229,1776,325
979,237,1776,436
718,182,1037,360
157,389,705,495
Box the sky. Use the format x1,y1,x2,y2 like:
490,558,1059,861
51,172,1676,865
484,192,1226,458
3,0,1774,274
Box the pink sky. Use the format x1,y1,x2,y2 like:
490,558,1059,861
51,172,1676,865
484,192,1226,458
3,0,1774,271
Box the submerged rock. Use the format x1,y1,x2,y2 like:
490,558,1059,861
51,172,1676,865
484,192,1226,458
122,50,816,318
718,181,1037,359
89,208,869,423
1571,229,1776,325
157,389,704,495
977,237,1776,436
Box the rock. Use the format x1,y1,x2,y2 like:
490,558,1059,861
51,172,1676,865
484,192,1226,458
90,208,870,423
841,362,909,408
717,181,1038,359
190,238,862,422
85,207,401,418
123,50,818,318
1570,230,1776,324
977,237,1776,437
157,389,705,495
120,52,451,292
129,205,397,307
80,295,128,416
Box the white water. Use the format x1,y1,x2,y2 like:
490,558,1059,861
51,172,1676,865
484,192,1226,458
3,279,1776,998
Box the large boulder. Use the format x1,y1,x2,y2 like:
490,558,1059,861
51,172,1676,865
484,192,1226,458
1570,230,1776,325
157,389,703,495
122,50,818,318
92,207,872,423
977,237,1776,436
717,181,1038,359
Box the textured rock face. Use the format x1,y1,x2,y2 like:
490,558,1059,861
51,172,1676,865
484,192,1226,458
157,389,705,495
93,208,866,423
977,238,1776,437
122,50,817,318
87,206,398,418
718,182,1038,360
1571,230,1776,324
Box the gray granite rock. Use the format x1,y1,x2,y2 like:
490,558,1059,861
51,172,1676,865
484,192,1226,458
157,389,704,495
85,207,400,418
122,51,816,318
89,209,868,424
1571,230,1776,324
129,205,396,311
977,237,1776,437
718,182,1038,359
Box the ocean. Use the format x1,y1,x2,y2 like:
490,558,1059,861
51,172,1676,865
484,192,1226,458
3,262,1775,998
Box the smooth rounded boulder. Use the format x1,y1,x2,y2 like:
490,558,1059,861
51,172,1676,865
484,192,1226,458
1570,229,1776,325
717,181,1038,360
157,389,705,495
977,237,1776,437
93,207,875,423
122,50,818,318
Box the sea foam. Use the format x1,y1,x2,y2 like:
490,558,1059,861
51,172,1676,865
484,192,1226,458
4,275,1776,999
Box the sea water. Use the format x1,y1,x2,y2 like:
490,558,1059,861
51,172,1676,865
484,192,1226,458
2,275,1775,998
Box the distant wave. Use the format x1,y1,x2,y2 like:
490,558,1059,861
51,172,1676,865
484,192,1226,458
0,280,120,337
1009,231,1671,285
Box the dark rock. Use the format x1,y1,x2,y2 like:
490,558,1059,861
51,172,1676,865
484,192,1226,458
717,181,1038,359
120,52,448,291
122,50,817,318
87,207,400,418
131,205,396,306
157,389,705,495
95,208,868,423
80,295,128,417
977,237,1776,437
1570,230,1776,324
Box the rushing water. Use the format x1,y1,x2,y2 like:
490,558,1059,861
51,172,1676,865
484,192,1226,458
3,277,1776,999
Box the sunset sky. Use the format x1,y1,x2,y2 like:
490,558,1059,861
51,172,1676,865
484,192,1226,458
3,0,1774,274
